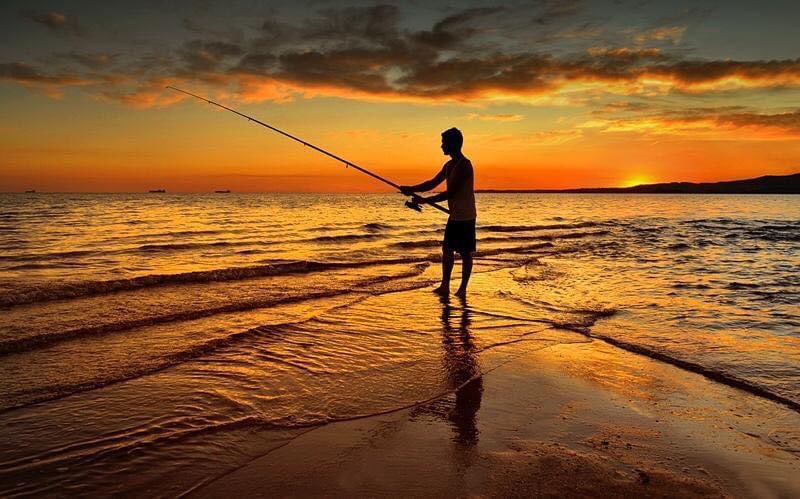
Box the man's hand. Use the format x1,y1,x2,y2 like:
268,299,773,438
412,195,434,205
423,192,448,204
399,185,415,196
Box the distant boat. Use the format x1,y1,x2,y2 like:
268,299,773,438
214,189,231,193
24,189,36,193
148,189,166,193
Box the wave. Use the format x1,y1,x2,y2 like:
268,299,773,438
751,290,798,304
490,294,617,330
0,265,433,357
137,240,246,252
0,274,438,412
0,236,571,309
482,221,600,233
502,290,800,412
727,281,760,289
671,282,710,289
310,233,381,243
667,242,691,251
390,229,610,249
0,412,278,475
0,249,98,262
630,226,663,233
680,219,800,243
748,230,800,243
391,239,441,248
585,330,800,412
0,239,260,262
363,222,392,232
0,331,297,414
0,257,440,309
683,217,746,227
9,262,86,270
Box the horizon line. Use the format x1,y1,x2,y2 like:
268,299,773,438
6,171,799,195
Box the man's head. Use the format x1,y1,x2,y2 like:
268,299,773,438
441,127,463,156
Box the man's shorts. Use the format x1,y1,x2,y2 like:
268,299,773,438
443,218,476,254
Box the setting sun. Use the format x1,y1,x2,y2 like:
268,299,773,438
621,174,655,188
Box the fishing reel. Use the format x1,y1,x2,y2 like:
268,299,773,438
405,196,423,212
405,199,422,212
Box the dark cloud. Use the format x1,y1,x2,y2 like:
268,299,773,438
179,39,244,73
232,53,276,73
181,18,243,43
656,6,714,27
254,18,295,49
530,0,582,25
21,10,67,29
275,46,408,93
592,102,800,136
19,10,84,35
302,4,401,45
59,52,118,70
398,53,557,97
412,7,506,49
720,110,800,132
0,62,85,85
645,58,800,84
677,108,800,132
249,5,402,53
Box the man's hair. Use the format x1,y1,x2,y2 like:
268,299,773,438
442,127,463,150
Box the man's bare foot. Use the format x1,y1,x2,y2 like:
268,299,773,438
454,287,467,298
433,286,449,296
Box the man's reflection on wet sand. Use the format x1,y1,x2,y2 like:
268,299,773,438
439,295,483,445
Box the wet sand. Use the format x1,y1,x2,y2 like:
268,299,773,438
188,294,800,498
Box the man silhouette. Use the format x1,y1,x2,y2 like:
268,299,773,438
401,128,476,297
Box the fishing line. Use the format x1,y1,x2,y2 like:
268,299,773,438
167,86,449,215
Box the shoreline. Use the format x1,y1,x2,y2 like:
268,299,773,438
187,330,800,498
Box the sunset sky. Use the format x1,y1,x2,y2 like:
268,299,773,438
1,0,799,192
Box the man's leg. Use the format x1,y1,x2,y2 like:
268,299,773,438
435,249,455,294
454,251,473,297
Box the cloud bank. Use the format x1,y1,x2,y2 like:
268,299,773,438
1,2,798,127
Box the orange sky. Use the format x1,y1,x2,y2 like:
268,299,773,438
1,1,799,192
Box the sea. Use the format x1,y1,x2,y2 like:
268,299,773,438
0,192,798,496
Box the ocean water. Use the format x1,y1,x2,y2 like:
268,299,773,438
0,192,798,495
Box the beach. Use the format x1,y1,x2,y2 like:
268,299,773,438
1,193,799,497
191,304,800,498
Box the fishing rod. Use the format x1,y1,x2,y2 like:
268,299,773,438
166,86,449,215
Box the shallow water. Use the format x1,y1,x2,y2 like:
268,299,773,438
0,192,798,495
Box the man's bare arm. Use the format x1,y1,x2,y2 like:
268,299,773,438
400,166,446,195
425,191,449,203
421,162,468,204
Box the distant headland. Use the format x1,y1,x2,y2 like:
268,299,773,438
478,173,800,194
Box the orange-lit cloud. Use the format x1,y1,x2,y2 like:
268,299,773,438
465,113,524,122
581,108,800,141
482,129,584,147
5,50,799,108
